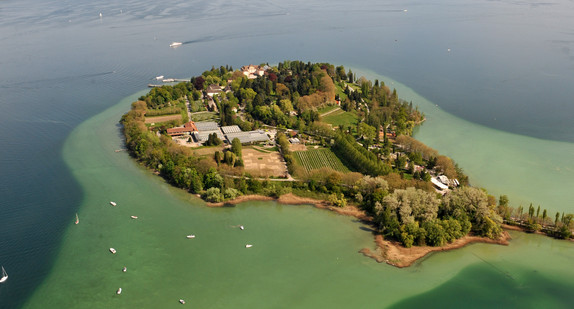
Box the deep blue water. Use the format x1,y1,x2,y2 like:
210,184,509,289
1,0,573,308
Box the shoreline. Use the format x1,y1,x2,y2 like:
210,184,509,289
360,232,511,268
207,193,371,221
205,193,511,268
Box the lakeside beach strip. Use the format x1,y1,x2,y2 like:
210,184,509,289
207,193,511,268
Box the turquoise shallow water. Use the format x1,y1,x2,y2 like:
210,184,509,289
355,67,574,214
22,92,574,308
2,0,574,306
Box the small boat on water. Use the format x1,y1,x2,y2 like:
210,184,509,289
75,213,79,225
109,248,117,254
116,288,122,295
245,244,253,248
170,42,182,48
122,267,127,272
186,235,196,239
239,225,244,230
110,201,117,206
130,215,138,219
179,299,186,304
0,266,8,283
155,75,164,80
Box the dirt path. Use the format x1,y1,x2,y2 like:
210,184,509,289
320,107,341,117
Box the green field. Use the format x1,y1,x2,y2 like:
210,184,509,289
321,109,358,128
191,111,218,122
318,105,339,115
294,148,349,173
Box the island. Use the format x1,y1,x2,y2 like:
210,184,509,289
121,61,572,267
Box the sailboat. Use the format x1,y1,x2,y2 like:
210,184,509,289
0,266,8,283
75,213,79,225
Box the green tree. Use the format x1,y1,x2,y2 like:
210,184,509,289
189,169,203,193
279,99,294,113
224,151,236,166
499,195,509,207
205,187,224,202
203,168,223,189
214,151,222,165
231,138,242,158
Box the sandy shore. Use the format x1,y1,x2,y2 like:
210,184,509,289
206,194,275,207
207,193,371,221
206,193,513,268
360,232,511,268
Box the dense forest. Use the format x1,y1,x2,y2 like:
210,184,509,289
121,61,572,249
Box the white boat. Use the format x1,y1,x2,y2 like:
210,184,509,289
155,75,164,80
239,225,244,230
75,213,79,225
109,248,117,254
170,42,182,48
245,244,253,248
186,235,196,239
0,266,7,283
179,299,186,304
110,201,117,206
162,78,175,83
130,215,138,219
116,288,122,295
122,267,127,272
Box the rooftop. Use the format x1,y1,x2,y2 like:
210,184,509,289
195,121,220,131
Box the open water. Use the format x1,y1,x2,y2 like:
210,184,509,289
1,0,574,308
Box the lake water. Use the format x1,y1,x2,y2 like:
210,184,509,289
1,0,574,308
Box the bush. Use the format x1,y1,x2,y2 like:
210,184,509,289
205,187,224,202
224,188,241,200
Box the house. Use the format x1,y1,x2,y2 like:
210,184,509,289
240,64,266,79
166,121,198,137
206,84,223,97
431,177,449,191
437,175,449,186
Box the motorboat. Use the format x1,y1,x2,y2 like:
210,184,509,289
130,215,138,219
179,299,186,304
239,225,244,230
0,266,7,283
110,201,117,206
155,75,164,80
110,248,117,254
117,288,122,295
170,42,182,48
245,244,253,248
122,267,127,272
186,235,196,239
75,213,79,225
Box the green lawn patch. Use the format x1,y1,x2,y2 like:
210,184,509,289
191,112,218,122
318,105,339,115
335,82,348,101
321,109,358,128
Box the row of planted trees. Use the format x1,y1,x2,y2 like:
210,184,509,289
497,196,573,239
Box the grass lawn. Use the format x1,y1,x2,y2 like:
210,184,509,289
193,145,224,156
321,109,358,128
318,105,339,115
191,112,218,122
335,82,348,101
